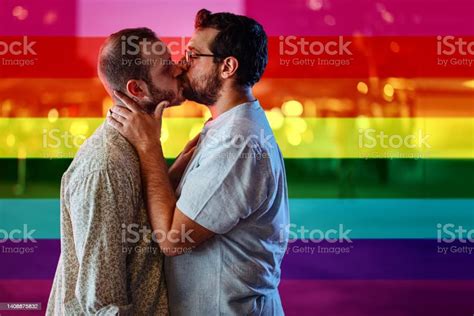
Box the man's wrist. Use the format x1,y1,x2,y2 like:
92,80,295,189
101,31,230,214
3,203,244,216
137,140,162,155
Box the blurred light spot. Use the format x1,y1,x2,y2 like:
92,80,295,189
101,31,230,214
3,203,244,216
70,121,89,136
287,131,302,146
324,15,336,26
1,99,13,115
307,0,323,11
383,93,394,102
289,118,307,133
390,41,400,53
462,80,474,88
282,100,303,117
266,108,285,130
387,77,413,91
383,83,395,97
326,98,347,111
12,6,28,20
356,116,370,129
6,134,16,147
43,10,57,25
381,10,394,24
48,108,59,123
357,82,369,95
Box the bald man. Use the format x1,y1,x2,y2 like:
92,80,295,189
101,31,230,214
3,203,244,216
47,27,183,315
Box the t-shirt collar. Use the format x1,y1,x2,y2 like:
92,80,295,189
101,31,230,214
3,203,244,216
204,99,260,129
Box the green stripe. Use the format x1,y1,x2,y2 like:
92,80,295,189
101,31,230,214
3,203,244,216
1,199,472,239
1,158,473,199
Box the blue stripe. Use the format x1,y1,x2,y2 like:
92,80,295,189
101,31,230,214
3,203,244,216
0,199,473,239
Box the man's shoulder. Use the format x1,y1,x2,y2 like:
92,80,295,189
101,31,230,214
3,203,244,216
207,108,273,147
64,123,140,184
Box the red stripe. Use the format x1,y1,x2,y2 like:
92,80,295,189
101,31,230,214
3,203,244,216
0,279,51,315
1,36,473,78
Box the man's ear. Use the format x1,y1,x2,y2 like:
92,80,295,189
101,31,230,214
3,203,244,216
220,56,239,79
126,79,149,99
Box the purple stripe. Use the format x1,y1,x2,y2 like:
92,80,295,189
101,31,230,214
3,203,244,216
279,280,474,316
1,239,473,280
245,0,474,36
282,239,474,279
0,240,60,280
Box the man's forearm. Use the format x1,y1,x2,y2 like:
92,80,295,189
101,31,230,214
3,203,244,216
137,142,176,239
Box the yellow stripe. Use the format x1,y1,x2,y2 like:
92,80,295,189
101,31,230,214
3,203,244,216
0,117,472,159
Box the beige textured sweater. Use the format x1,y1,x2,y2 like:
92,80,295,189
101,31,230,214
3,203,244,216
47,123,168,315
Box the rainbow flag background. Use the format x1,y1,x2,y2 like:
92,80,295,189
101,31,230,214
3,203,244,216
1,0,473,315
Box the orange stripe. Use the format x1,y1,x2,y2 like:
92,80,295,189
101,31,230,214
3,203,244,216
0,78,472,118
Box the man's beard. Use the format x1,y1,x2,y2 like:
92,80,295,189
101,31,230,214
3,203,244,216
180,65,223,106
141,83,177,114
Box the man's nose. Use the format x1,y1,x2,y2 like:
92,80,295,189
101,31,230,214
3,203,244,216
176,56,190,73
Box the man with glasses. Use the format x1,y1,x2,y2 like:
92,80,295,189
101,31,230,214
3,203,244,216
109,9,289,315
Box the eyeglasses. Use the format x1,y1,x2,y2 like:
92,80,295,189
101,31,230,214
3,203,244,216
184,49,223,63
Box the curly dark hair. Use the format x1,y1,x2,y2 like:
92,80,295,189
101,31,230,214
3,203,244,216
194,9,268,87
